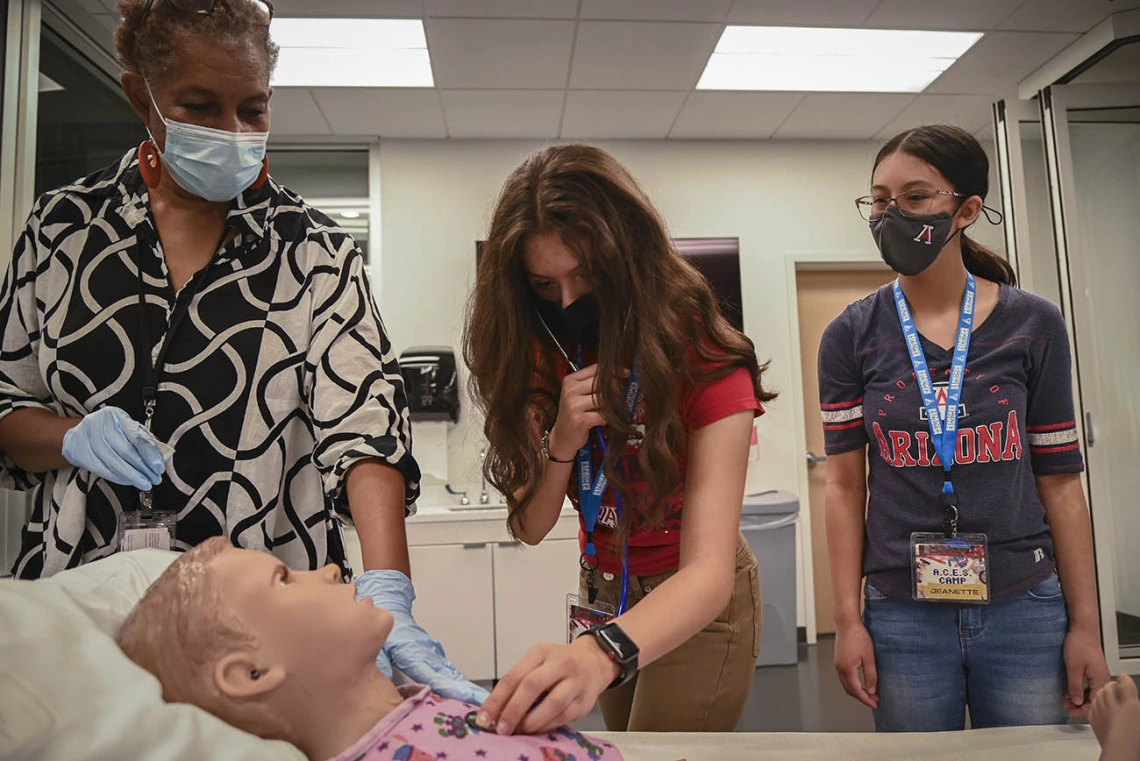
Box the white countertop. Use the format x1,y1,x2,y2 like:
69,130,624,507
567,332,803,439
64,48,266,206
406,487,576,524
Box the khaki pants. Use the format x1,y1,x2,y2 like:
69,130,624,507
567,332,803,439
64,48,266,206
579,533,761,731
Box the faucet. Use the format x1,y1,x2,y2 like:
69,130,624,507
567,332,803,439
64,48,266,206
479,443,490,504
445,483,470,506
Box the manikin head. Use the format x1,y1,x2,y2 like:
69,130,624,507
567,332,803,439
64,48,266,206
117,538,394,747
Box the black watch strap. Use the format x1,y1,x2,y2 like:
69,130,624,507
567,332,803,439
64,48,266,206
588,622,639,689
542,430,575,463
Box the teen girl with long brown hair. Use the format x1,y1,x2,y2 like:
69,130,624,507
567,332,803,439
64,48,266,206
464,144,774,735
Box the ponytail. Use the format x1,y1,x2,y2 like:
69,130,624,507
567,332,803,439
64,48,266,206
962,234,1016,286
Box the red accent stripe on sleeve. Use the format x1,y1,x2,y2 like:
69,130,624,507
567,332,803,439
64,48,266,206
824,421,864,431
820,398,864,410
1027,421,1077,432
1031,443,1081,455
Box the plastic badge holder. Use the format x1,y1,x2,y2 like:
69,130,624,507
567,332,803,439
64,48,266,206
911,532,990,604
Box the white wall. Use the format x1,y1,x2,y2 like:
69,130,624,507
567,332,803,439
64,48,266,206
376,138,1006,496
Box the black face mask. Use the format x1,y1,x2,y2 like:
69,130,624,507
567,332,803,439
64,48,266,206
534,293,600,348
870,205,961,276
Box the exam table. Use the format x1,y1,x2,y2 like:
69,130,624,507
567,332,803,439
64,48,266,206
0,549,1100,761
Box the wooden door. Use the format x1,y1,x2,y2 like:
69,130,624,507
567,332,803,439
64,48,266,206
796,268,893,635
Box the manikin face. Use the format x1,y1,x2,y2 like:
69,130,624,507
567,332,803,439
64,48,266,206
208,547,392,688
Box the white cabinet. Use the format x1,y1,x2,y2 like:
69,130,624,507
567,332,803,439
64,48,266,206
342,509,581,682
408,543,496,681
492,538,582,678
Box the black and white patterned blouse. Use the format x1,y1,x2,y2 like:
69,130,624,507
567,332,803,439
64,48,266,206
0,150,420,579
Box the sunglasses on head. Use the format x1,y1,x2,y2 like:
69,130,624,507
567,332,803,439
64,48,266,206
139,0,273,26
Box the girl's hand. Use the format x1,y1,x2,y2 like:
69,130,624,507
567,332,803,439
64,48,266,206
475,636,620,736
834,620,880,709
1063,625,1110,717
547,365,606,459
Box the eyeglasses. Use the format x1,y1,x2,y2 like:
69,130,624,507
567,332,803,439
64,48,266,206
854,189,965,222
140,0,274,27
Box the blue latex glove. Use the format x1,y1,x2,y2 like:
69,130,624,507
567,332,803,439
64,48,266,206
61,407,166,491
355,569,490,705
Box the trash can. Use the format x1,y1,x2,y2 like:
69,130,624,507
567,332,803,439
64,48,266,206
741,490,800,667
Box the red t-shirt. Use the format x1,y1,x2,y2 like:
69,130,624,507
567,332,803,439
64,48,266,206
557,352,763,575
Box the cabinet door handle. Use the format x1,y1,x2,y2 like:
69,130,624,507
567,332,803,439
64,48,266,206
462,542,487,550
497,541,517,548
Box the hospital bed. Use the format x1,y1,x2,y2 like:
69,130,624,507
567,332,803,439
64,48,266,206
0,550,1100,761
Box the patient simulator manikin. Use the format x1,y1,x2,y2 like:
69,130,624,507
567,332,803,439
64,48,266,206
117,538,621,761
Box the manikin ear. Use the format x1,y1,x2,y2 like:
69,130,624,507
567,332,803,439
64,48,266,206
214,652,287,699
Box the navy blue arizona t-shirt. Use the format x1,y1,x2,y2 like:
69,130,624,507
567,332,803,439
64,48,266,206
818,283,1084,599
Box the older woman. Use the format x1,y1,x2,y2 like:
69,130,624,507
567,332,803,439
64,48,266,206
0,0,483,701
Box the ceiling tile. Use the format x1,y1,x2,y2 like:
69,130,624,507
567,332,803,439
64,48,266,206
440,89,563,138
561,90,687,138
68,0,105,13
864,0,1023,31
312,88,447,137
271,0,424,17
269,88,333,135
424,0,578,18
775,93,915,139
926,31,1079,95
92,12,118,34
569,21,723,90
87,13,118,55
427,19,575,88
874,94,996,139
999,0,1140,32
670,91,803,138
579,0,734,22
726,0,879,27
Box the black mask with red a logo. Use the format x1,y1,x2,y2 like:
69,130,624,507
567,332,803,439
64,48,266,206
870,206,959,276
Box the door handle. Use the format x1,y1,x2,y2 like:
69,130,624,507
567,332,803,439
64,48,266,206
806,451,828,469
1085,412,1095,448
462,542,487,550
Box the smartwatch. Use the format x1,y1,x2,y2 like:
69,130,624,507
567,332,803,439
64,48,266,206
587,622,639,689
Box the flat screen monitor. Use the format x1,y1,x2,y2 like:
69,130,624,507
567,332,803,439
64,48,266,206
475,237,743,333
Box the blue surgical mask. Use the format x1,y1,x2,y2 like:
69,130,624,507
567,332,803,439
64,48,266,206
145,80,269,202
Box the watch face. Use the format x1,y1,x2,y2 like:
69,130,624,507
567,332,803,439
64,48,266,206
600,626,634,660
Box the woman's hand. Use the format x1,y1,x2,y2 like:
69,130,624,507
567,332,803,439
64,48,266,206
547,365,607,460
1063,624,1110,717
355,569,490,704
61,407,167,491
834,621,880,709
476,636,619,736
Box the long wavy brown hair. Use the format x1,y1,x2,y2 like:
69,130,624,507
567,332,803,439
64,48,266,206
463,144,776,538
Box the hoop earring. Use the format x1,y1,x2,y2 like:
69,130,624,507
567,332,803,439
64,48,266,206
138,140,162,188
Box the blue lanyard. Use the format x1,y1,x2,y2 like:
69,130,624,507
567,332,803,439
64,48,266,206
575,347,639,614
892,273,975,533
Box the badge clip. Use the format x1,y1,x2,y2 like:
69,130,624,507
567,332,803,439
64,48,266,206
940,489,959,538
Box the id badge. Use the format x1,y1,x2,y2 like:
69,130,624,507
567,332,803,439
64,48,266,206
118,510,177,552
911,532,990,604
567,594,614,644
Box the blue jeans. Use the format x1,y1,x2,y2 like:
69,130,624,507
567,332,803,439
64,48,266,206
863,571,1069,732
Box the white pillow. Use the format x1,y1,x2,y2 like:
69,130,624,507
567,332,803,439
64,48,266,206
0,550,305,761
